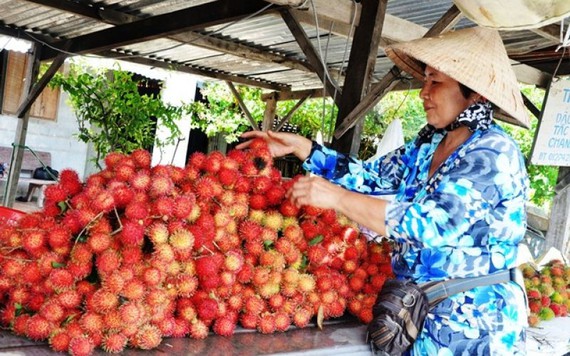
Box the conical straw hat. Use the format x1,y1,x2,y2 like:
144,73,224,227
385,26,530,128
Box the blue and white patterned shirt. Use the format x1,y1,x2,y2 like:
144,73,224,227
303,123,529,355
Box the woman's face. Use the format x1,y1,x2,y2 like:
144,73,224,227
419,66,476,128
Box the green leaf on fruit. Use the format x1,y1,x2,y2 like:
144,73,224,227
308,235,323,246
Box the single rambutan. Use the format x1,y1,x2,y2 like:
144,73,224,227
258,313,276,334
266,185,286,206
90,289,119,312
175,274,199,297
233,175,251,193
68,335,95,356
249,194,268,210
197,297,219,321
22,229,47,256
113,164,136,183
135,324,163,350
44,185,68,203
194,176,222,200
188,319,208,339
203,151,224,174
244,295,267,315
213,316,236,337
102,332,128,353
119,220,145,246
119,302,142,325
96,249,122,276
263,210,284,231
86,232,112,254
218,167,239,187
39,300,65,323
49,329,72,352
26,314,54,341
47,268,75,291
151,196,175,218
130,149,152,169
79,311,104,334
293,307,313,328
195,253,224,277
149,175,174,197
58,169,83,196
22,262,42,284
169,228,194,254
57,289,82,309
121,279,146,300
274,311,291,332
147,222,169,245
173,194,196,219
224,250,244,272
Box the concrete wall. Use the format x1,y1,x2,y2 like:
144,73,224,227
0,90,89,195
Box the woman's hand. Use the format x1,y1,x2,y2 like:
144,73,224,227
287,175,345,210
236,130,312,161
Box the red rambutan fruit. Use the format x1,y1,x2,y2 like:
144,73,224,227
197,297,219,321
68,335,95,356
44,185,68,203
26,314,52,340
188,319,208,339
173,194,196,219
90,289,119,312
79,311,104,334
130,149,152,169
257,313,276,334
121,278,146,300
58,289,82,309
265,185,286,206
119,220,145,246
96,249,122,275
49,329,72,352
274,311,291,332
213,316,236,337
149,175,174,197
135,324,163,350
249,194,268,212
102,332,128,353
194,176,222,200
119,302,142,325
47,268,75,291
58,169,83,196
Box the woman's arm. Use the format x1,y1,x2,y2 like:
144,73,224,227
287,175,389,236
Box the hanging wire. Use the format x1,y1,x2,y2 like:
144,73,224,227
320,21,334,139
552,17,570,79
309,0,338,97
23,2,274,61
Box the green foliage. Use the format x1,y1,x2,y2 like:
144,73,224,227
501,86,558,207
50,66,188,168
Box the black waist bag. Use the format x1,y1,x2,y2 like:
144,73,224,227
33,166,59,180
367,279,429,355
367,269,515,355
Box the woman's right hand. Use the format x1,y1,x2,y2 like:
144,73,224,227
236,130,312,161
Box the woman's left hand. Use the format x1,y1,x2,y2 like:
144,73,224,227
287,175,346,210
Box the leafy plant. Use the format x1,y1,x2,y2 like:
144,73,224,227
50,66,189,168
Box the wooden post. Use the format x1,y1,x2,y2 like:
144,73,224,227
3,43,41,207
262,93,278,132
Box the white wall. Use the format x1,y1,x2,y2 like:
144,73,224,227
0,90,89,180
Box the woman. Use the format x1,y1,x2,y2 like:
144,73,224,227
238,26,529,355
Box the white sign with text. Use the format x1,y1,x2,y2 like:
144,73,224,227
531,77,570,166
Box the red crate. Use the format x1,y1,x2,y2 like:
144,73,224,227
0,206,26,225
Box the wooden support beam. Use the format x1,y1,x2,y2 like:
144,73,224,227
332,0,387,154
3,43,41,207
531,23,562,43
41,0,278,60
334,5,463,139
522,92,541,120
274,94,311,132
281,9,342,106
16,52,67,118
262,93,278,131
226,81,260,131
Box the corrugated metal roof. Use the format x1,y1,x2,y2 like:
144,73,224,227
0,0,563,93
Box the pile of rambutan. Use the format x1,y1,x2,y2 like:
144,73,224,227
0,139,393,355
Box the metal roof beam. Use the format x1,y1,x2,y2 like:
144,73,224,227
40,0,279,60
100,50,289,92
281,9,342,106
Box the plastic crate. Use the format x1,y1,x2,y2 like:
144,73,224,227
0,206,26,225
